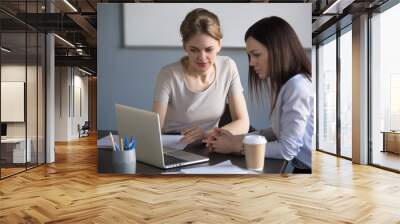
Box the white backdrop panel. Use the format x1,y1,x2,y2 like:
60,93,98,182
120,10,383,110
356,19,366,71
1,82,25,122
123,3,311,48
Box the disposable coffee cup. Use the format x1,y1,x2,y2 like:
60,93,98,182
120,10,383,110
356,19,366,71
243,135,267,172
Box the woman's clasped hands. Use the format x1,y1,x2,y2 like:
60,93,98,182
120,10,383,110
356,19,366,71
202,128,244,154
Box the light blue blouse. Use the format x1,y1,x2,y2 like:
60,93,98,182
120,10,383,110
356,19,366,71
259,74,314,169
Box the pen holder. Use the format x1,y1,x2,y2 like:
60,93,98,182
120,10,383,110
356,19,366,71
97,147,136,174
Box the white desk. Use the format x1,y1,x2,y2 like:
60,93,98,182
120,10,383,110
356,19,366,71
1,138,31,163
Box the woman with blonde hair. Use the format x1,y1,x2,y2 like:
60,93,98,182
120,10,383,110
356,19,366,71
153,8,249,144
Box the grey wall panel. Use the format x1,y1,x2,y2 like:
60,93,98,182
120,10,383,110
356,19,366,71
98,4,270,131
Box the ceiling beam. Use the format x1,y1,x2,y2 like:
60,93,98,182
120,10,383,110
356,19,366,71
66,13,97,46
55,55,96,72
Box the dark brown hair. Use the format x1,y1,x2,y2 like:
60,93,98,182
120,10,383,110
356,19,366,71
180,8,223,43
245,16,311,113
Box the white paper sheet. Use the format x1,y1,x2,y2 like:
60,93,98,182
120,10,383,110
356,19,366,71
97,134,119,148
162,135,187,150
180,160,258,174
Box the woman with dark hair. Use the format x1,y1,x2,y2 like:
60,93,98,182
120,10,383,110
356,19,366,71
204,16,314,173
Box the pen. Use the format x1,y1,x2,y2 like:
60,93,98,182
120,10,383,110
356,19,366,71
124,136,129,150
128,137,132,150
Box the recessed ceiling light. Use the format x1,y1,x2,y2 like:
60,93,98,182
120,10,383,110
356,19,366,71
322,0,354,15
1,47,11,53
78,67,92,76
54,34,75,48
63,0,78,12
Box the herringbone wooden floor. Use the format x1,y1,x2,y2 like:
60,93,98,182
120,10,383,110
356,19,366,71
1,134,400,223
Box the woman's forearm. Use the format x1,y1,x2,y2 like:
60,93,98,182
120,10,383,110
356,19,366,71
220,117,249,135
152,101,168,129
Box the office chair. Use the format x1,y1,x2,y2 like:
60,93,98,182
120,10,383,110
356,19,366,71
78,121,90,138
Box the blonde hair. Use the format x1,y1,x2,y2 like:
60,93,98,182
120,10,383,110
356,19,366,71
180,8,223,43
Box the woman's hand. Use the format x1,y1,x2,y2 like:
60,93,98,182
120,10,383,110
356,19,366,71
203,128,244,154
180,125,206,144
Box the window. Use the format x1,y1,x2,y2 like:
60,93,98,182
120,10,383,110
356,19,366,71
339,28,352,158
370,2,400,171
317,36,337,154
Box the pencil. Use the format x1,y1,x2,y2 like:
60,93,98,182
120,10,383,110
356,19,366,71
120,137,124,151
109,132,116,151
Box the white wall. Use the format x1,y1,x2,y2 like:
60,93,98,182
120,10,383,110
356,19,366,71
1,65,26,81
55,67,69,141
55,67,89,141
72,73,89,138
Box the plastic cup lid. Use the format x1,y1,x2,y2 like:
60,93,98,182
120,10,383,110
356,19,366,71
243,135,267,145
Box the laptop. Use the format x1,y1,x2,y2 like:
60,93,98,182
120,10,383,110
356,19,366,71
115,104,209,169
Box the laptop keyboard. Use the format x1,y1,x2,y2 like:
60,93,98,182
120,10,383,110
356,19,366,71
164,154,187,165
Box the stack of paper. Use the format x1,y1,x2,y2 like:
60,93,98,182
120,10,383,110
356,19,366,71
179,160,258,174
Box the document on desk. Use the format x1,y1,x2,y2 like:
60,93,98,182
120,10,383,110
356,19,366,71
97,134,119,148
179,160,258,174
97,134,186,150
162,135,187,150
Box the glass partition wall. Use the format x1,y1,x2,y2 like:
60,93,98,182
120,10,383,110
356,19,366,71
370,2,400,171
316,25,353,159
0,2,46,179
0,29,27,177
316,0,400,171
317,35,337,155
